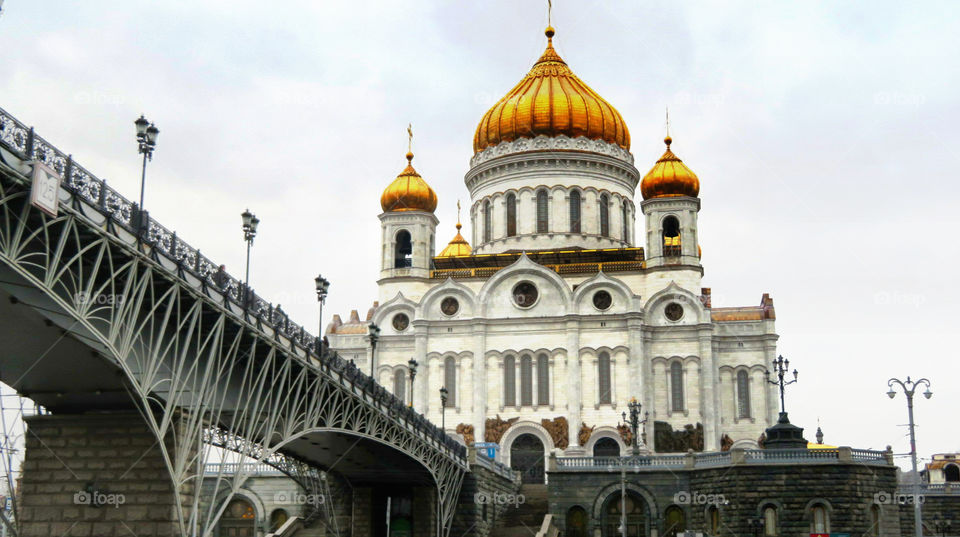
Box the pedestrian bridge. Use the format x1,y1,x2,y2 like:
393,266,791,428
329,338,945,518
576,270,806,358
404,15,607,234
0,106,468,536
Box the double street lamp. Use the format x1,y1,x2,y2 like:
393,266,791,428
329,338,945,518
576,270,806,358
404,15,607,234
621,398,647,456
134,115,159,227
241,209,260,305
887,376,933,537
765,355,798,415
439,387,449,430
407,358,418,407
367,323,380,376
314,274,330,339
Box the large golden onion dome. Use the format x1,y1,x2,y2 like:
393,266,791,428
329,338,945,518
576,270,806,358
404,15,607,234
640,136,700,199
437,221,472,257
380,152,438,213
473,26,630,154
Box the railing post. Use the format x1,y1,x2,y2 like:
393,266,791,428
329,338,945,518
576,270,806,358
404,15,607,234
548,451,557,472
730,448,745,465
838,446,852,463
64,155,73,187
685,449,696,469
25,127,34,158
884,445,894,465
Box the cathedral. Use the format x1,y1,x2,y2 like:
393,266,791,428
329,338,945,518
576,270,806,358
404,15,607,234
327,23,779,479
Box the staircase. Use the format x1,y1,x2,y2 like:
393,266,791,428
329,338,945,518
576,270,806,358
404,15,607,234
495,484,549,537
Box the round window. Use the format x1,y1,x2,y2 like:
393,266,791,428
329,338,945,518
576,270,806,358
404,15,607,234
440,297,460,316
392,313,409,331
664,302,684,321
512,282,539,308
592,290,613,311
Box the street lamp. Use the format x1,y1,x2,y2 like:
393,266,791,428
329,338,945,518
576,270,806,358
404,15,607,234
407,359,418,407
932,515,952,537
241,209,259,305
888,376,932,537
439,387,448,430
314,274,330,335
765,355,798,415
134,114,159,228
621,398,647,456
367,323,380,376
747,517,763,537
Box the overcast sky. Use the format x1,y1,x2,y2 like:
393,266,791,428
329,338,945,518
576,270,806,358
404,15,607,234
1,1,957,467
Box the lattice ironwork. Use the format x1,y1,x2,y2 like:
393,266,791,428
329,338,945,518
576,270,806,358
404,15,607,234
0,106,467,537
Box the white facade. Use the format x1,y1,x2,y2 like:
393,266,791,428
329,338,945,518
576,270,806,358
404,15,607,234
328,135,780,459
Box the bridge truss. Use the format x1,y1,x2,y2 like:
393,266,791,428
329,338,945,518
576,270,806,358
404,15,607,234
0,107,467,537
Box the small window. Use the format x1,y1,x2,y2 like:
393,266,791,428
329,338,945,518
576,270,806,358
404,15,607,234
392,313,409,332
444,356,456,407
707,506,720,536
536,354,549,405
394,230,412,268
663,215,681,255
670,362,684,412
536,190,549,233
483,200,492,242
622,202,629,242
598,352,612,404
869,504,881,537
945,464,960,482
512,281,538,308
520,355,533,406
664,506,685,537
393,369,406,402
569,190,581,233
737,370,751,419
599,194,609,237
506,193,517,237
810,504,829,534
504,356,516,406
593,290,612,311
440,297,460,316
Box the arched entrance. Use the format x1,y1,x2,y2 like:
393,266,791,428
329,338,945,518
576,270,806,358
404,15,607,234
601,491,649,537
510,433,545,484
663,505,686,537
593,437,621,457
945,463,960,482
566,506,588,537
218,498,256,536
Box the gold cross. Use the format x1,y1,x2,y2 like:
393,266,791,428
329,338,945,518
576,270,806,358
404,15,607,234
548,0,552,26
407,123,413,153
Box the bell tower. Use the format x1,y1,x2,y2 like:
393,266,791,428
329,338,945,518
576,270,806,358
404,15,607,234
378,128,438,281
640,135,702,268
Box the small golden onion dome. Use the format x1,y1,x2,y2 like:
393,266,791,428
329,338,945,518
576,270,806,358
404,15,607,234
380,152,438,213
640,136,700,200
437,221,472,257
473,26,630,154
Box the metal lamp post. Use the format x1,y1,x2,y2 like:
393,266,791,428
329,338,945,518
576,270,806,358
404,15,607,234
314,274,330,336
621,398,646,456
765,355,798,414
407,359,418,407
367,323,380,376
932,515,951,537
747,517,763,537
134,115,158,228
888,376,933,537
241,209,259,305
439,387,448,431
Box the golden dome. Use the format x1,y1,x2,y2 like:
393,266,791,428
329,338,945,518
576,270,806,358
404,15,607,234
437,221,472,257
380,152,438,213
473,27,630,154
640,136,700,200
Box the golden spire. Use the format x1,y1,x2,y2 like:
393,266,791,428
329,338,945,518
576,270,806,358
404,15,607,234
456,200,462,231
665,107,671,145
380,125,437,213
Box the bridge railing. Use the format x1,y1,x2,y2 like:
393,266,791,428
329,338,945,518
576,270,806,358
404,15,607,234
203,462,286,476
0,106,466,463
899,483,960,495
553,448,889,471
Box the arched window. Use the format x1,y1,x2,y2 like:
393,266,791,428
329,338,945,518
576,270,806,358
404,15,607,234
520,354,533,406
536,190,549,233
592,437,620,457
763,505,778,536
483,200,492,242
598,352,612,404
599,194,609,237
737,370,751,419
504,356,516,406
945,464,960,482
810,504,829,534
622,202,629,242
707,506,720,536
670,362,684,412
663,215,681,255
270,509,289,532
506,193,517,237
565,506,588,537
218,498,256,536
536,353,549,405
569,190,581,233
664,506,686,537
393,369,406,402
869,504,881,537
394,230,412,268
444,356,456,408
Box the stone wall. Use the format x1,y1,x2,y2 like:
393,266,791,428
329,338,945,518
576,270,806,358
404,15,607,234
898,493,960,536
20,412,189,537
449,452,522,537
